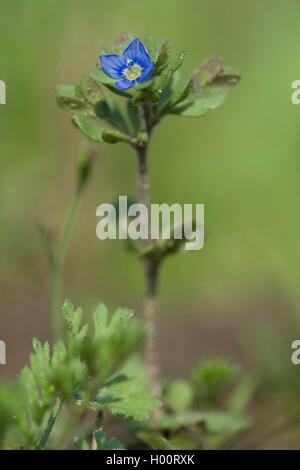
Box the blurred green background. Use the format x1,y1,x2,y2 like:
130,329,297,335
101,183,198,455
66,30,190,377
1,0,300,414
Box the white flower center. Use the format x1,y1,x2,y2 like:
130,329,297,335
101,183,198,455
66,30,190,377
124,62,142,81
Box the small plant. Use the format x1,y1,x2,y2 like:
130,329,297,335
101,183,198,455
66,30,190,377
55,32,241,401
0,301,159,449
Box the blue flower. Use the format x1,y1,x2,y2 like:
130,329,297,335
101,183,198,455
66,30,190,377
100,38,155,91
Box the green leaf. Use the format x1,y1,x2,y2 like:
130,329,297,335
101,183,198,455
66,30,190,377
167,51,186,73
190,358,239,405
142,36,159,63
72,114,104,142
74,437,90,450
62,301,83,335
0,381,25,439
153,68,173,95
89,69,117,85
193,56,224,87
102,91,130,132
169,88,229,118
105,84,132,99
166,78,194,109
154,40,171,73
95,431,126,450
37,396,63,450
80,75,103,105
94,101,110,119
127,101,142,135
212,66,241,86
56,84,88,112
30,340,52,400
201,411,250,434
137,432,174,450
95,374,160,421
164,380,195,412
93,303,109,340
102,128,132,144
133,89,160,104
19,367,38,401
138,411,249,435
227,376,258,415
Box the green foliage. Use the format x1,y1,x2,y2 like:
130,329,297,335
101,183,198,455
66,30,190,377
56,33,240,145
94,373,159,421
164,379,195,413
135,358,256,450
0,382,25,446
74,431,125,450
94,431,126,450
0,300,158,450
190,358,240,405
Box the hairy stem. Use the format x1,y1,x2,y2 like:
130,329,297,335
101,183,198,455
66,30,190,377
52,189,83,339
135,106,162,408
144,260,162,406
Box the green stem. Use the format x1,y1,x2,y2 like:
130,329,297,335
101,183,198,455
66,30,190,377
52,189,83,339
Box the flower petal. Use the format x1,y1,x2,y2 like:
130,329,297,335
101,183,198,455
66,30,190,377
100,54,125,79
115,79,135,90
122,38,151,68
136,62,155,84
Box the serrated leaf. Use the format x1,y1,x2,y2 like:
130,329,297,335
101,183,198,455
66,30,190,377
95,431,126,450
190,358,239,405
96,374,160,421
51,341,68,370
30,340,52,400
0,382,25,438
93,303,109,340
